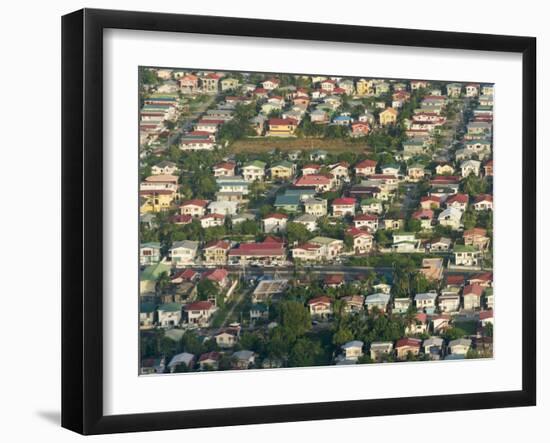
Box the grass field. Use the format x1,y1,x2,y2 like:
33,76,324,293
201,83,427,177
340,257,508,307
229,136,371,154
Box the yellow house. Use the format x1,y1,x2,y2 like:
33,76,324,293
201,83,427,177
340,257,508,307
356,79,374,96
379,107,398,126
140,189,176,213
267,118,298,137
270,161,295,180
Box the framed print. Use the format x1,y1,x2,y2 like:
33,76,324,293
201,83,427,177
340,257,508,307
61,8,537,435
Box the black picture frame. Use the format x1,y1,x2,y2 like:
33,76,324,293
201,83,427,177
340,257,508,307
62,8,537,435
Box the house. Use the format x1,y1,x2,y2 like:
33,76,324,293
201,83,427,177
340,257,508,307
157,303,182,328
324,274,345,288
407,164,426,181
309,149,328,161
293,214,318,232
140,188,177,213
310,109,329,123
333,115,352,126
354,159,377,177
139,302,156,329
364,293,391,313
200,72,221,94
140,262,171,295
178,73,199,93
202,268,230,288
448,338,472,355
454,245,483,267
446,83,462,97
438,207,463,230
461,159,481,177
309,236,344,259
465,83,480,97
203,240,231,265
180,199,208,217
215,328,240,349
395,338,422,360
346,227,374,254
360,198,384,215
353,213,379,231
393,297,412,314
294,174,334,192
170,240,199,266
216,176,250,195
262,78,280,90
414,292,437,314
221,77,239,90
302,164,321,176
184,300,217,326
341,340,364,361
141,357,166,375
429,237,452,252
406,313,429,335
307,296,333,319
379,107,398,125
351,122,370,137
213,161,236,177
140,242,161,265
242,160,266,182
412,209,434,230
342,295,365,314
167,352,195,372
252,279,288,303
329,162,350,182
446,194,469,212
370,342,394,361
420,195,441,210
250,303,269,321
463,284,484,310
420,257,444,281
438,292,461,313
380,164,400,177
228,238,286,266
267,118,298,137
200,213,225,228
274,194,301,212
391,232,420,253
171,268,199,284
473,194,493,211
332,197,356,217
468,272,493,288
435,163,454,175
432,315,451,334
231,350,255,369
208,201,238,216
270,160,295,180
198,351,222,370
411,80,429,90
262,213,288,233
464,227,490,251
152,160,178,175
423,337,445,360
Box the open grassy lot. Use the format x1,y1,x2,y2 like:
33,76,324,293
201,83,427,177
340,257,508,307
229,136,371,154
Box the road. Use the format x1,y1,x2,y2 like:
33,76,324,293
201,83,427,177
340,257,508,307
184,264,489,280
165,95,216,147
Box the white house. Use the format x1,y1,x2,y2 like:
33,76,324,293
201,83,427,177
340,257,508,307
262,214,288,233
170,241,199,266
438,207,463,230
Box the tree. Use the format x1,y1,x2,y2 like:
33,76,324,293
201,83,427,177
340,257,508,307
277,300,312,341
197,279,219,301
155,271,171,295
462,208,478,230
287,222,312,245
443,327,466,341
406,218,422,233
288,338,323,367
332,326,353,347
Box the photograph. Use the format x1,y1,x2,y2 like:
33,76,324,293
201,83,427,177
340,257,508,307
138,67,494,374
